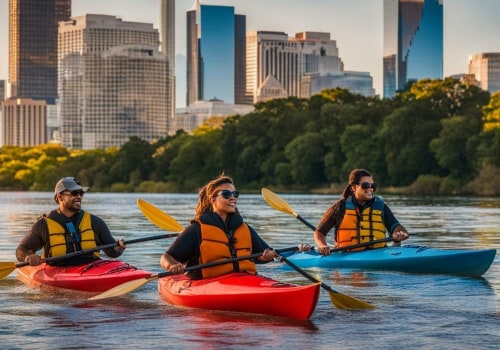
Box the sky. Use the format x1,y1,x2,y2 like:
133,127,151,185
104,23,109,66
1,0,500,106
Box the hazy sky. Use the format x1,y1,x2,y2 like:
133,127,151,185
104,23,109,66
1,0,500,105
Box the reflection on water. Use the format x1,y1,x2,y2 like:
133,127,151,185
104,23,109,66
0,192,498,349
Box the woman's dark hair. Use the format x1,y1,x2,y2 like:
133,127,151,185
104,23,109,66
341,169,373,199
194,174,234,220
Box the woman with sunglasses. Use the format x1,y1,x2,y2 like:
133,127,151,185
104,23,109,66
160,174,309,279
16,177,127,266
314,169,409,256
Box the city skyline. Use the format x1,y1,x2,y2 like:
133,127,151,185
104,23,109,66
1,0,500,105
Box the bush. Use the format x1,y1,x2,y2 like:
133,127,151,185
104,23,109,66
135,181,177,193
409,175,442,195
463,164,500,196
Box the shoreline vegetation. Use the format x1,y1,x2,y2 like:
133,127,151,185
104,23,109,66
1,83,499,196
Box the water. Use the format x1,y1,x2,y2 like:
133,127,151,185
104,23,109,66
0,192,498,350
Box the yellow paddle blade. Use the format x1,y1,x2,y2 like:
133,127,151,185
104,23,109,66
88,274,159,300
328,290,375,309
261,188,297,217
137,198,184,232
0,262,17,279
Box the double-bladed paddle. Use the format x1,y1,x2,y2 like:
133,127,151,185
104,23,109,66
261,187,394,251
120,199,374,309
137,198,184,232
88,246,300,300
0,203,184,280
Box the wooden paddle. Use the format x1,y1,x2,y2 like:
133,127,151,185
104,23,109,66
261,187,394,251
0,212,183,280
88,247,300,300
130,199,374,309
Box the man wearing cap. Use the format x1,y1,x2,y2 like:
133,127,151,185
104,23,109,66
16,177,126,266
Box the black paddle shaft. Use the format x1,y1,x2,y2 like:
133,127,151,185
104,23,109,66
156,246,300,279
15,233,179,268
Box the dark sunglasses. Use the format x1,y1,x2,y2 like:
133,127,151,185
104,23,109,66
356,182,377,191
217,190,239,199
63,190,85,197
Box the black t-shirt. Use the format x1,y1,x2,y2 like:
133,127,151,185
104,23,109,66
16,209,121,266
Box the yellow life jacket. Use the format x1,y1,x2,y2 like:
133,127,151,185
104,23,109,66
44,211,99,258
335,196,387,251
199,222,256,279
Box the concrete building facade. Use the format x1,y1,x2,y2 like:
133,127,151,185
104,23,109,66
58,14,168,149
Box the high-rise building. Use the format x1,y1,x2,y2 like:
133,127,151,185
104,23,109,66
0,80,5,101
160,0,175,133
8,0,71,103
58,15,168,150
246,31,374,104
186,1,246,106
468,53,500,94
1,98,47,146
383,0,443,98
174,99,254,134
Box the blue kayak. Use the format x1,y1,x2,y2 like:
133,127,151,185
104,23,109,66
281,245,496,277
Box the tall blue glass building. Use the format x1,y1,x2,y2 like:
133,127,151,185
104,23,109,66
186,1,246,106
383,0,443,98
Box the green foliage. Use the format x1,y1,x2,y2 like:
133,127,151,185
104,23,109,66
284,132,327,186
409,175,443,195
1,78,498,195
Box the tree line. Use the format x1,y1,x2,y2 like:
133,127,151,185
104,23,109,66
1,78,499,196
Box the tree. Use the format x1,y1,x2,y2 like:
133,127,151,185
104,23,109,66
430,115,482,180
109,137,155,185
340,124,385,182
169,130,223,191
379,101,443,186
284,132,327,186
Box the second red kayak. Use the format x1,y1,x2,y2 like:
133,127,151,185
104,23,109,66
17,259,151,293
158,272,320,320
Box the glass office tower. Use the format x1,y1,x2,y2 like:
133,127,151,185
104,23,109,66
160,0,175,133
8,0,71,103
186,1,246,106
383,0,443,98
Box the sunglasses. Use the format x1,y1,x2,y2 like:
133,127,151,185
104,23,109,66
62,190,85,197
356,182,377,191
217,190,240,199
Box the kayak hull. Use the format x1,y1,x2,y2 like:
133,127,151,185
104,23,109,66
282,246,496,277
158,272,320,320
17,259,151,292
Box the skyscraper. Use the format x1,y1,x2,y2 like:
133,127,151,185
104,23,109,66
186,1,246,106
58,15,168,150
2,98,47,146
383,0,443,98
468,52,500,94
246,31,374,103
160,0,175,132
8,0,71,103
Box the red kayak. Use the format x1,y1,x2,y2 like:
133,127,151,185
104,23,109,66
158,272,320,320
17,259,151,293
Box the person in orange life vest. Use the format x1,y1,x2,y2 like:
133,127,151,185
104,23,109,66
314,169,409,256
160,175,310,279
16,177,126,266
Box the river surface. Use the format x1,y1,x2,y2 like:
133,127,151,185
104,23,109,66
0,192,498,349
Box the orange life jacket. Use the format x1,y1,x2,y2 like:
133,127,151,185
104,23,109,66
44,211,98,258
199,221,256,279
335,196,387,251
